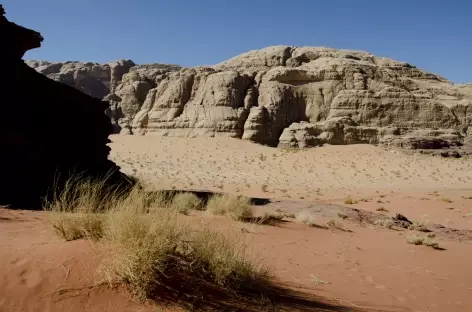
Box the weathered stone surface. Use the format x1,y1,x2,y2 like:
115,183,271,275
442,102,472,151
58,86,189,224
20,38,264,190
27,59,182,134
131,68,254,138
278,118,380,148
27,44,472,150
0,6,133,208
26,59,136,99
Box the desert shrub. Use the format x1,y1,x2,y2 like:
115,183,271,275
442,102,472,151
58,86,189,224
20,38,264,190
407,236,424,245
374,218,395,229
255,212,285,225
170,193,203,214
44,175,122,213
423,238,440,249
283,213,296,219
408,220,429,232
104,201,269,298
406,236,440,249
44,176,123,240
45,177,270,300
440,197,453,203
295,211,317,226
206,194,253,221
48,212,105,241
344,196,358,205
326,219,344,230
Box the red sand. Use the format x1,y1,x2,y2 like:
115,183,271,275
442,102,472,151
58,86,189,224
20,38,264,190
2,195,472,312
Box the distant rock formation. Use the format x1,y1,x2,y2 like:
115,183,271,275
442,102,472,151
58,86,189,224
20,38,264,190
0,5,133,208
27,43,472,152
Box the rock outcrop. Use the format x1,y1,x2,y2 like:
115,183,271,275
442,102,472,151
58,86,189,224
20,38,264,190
0,5,133,208
27,60,182,134
28,43,472,150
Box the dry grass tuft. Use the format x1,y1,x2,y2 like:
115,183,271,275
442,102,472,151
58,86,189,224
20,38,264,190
408,220,430,232
326,219,344,230
296,211,317,226
440,197,453,203
374,218,394,229
104,205,270,298
48,212,105,241
406,236,424,245
406,235,441,249
283,213,296,219
206,194,253,221
170,193,203,214
255,212,286,225
44,176,124,240
344,196,358,205
44,177,271,302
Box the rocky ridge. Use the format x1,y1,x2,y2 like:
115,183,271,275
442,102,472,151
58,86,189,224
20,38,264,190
28,46,472,151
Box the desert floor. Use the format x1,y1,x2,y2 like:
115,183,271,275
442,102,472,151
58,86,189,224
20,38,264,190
1,135,472,312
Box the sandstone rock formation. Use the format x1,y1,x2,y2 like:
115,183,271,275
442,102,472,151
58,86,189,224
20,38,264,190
0,5,133,208
27,60,182,134
28,43,472,151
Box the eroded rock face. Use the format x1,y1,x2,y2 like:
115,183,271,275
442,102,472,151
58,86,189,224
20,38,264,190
28,43,472,150
27,60,182,134
131,46,472,148
26,59,136,99
0,6,133,208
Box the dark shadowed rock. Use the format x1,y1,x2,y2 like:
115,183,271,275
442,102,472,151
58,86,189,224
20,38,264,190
0,5,134,208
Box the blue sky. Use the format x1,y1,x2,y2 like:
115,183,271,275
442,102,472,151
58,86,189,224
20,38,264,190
4,0,471,83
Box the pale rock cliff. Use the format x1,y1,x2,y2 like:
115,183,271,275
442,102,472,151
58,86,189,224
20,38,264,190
28,45,472,150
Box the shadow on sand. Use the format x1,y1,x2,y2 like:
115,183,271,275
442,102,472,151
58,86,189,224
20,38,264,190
145,269,371,312
154,189,271,206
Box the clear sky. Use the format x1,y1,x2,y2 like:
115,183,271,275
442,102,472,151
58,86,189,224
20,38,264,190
4,0,471,83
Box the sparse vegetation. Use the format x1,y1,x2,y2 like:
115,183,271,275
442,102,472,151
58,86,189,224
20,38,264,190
376,207,389,212
406,235,424,245
296,211,317,226
310,274,330,286
344,196,358,205
45,177,271,301
423,238,440,249
374,218,394,229
408,220,430,232
326,219,344,230
206,194,253,221
258,212,285,225
440,197,453,203
171,193,203,213
406,235,441,249
44,176,125,240
48,212,105,241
